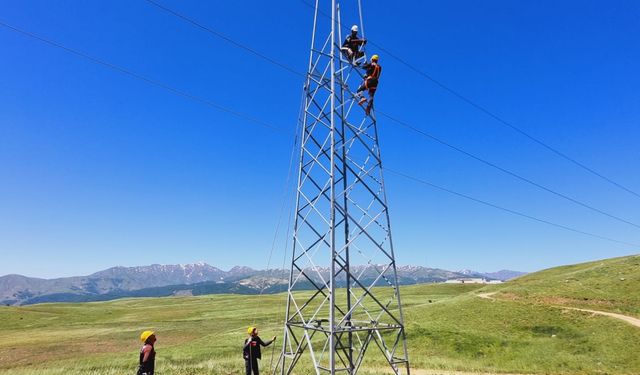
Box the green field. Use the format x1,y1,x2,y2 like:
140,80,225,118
1,255,638,374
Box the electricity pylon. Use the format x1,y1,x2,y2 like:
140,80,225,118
275,1,410,374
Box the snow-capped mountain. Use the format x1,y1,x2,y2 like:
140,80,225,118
0,263,525,305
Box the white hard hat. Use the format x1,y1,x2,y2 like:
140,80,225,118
351,25,358,32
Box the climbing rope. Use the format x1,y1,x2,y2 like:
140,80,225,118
245,86,305,374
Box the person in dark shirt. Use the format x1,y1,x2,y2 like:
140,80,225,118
356,54,382,115
341,24,366,65
243,326,276,375
137,331,156,375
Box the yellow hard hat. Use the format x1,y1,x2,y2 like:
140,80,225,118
140,330,155,343
371,54,379,61
247,326,256,335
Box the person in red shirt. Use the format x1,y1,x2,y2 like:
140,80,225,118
137,331,156,375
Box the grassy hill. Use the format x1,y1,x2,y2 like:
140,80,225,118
0,255,638,374
482,254,640,316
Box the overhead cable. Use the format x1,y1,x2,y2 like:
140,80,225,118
385,168,640,249
298,0,640,200
144,0,306,79
377,110,640,230
137,2,640,230
1,20,637,250
0,20,283,132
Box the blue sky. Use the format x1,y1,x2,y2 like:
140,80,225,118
1,0,639,278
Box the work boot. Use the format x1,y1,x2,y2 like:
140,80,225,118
358,96,367,105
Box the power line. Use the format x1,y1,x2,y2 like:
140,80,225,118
2,20,637,250
0,20,284,133
136,1,640,231
384,168,640,249
376,110,640,230
370,41,640,200
144,0,306,79
298,0,640,200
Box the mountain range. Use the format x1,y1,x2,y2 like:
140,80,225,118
0,263,526,306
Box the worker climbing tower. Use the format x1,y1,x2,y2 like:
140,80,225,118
275,1,410,374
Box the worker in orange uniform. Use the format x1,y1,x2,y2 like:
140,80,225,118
356,54,382,115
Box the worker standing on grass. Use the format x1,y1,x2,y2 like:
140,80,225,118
137,331,156,375
356,54,382,115
243,326,276,375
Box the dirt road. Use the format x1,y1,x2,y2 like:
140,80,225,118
476,292,497,300
475,292,640,328
560,307,640,328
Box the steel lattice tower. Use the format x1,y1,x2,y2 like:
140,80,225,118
275,1,410,374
